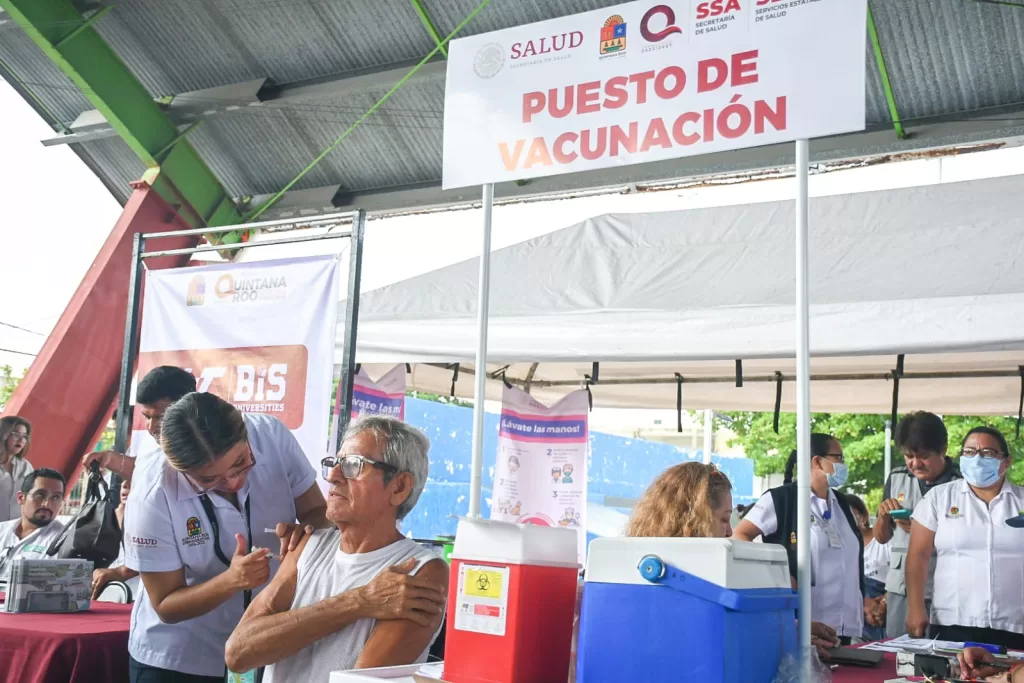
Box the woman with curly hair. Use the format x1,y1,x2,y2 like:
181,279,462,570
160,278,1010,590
626,461,734,538
0,415,33,522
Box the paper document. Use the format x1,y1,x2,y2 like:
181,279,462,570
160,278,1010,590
860,634,964,654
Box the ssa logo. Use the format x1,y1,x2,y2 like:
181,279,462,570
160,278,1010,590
138,345,310,429
696,0,742,19
186,275,206,307
641,4,683,43
599,15,627,56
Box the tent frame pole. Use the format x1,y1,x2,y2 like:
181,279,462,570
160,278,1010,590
795,138,813,683
884,419,893,491
468,184,494,518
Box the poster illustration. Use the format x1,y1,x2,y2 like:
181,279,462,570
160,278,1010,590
491,385,589,562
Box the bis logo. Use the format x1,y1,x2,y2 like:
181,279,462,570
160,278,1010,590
137,345,310,429
186,275,206,307
599,15,627,55
641,5,683,43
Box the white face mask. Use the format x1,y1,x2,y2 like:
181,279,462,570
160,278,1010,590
825,461,848,488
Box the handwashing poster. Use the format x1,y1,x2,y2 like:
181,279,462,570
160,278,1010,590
491,385,588,562
351,365,406,420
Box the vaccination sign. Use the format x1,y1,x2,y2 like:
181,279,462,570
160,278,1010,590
442,0,867,188
135,255,340,478
490,386,589,562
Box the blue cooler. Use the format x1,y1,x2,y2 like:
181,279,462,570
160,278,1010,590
577,538,798,683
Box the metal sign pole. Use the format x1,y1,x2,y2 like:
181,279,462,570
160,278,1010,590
468,183,494,518
336,210,366,452
794,139,813,682
110,232,145,494
884,419,893,490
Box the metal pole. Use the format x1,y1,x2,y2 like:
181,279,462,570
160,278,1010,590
468,184,494,518
336,210,366,450
703,408,714,464
884,419,893,488
111,233,146,493
794,139,813,682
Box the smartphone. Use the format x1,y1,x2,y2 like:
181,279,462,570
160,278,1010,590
890,508,911,520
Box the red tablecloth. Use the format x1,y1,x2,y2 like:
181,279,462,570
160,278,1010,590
831,651,898,683
0,602,131,683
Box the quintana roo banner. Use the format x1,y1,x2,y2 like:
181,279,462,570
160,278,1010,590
327,365,407,457
491,385,589,563
442,0,867,189
135,255,341,484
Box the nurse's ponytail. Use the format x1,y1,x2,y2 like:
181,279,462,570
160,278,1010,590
160,392,248,471
783,433,838,484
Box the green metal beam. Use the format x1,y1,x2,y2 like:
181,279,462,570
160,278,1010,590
867,5,905,140
0,0,247,240
410,0,448,57
247,0,492,221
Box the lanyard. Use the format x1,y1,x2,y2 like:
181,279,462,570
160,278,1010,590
198,493,253,609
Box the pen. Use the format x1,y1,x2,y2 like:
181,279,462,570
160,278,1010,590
264,528,277,534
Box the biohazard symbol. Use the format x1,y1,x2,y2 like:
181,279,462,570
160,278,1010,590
476,574,491,592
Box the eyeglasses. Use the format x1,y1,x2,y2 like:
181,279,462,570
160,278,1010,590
960,447,1005,459
9,433,28,443
185,444,257,495
321,454,398,480
27,490,64,505
823,452,845,463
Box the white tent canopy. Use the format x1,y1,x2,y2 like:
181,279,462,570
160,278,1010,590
351,173,1024,415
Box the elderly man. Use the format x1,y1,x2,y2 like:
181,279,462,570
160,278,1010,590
225,416,448,682
0,468,66,583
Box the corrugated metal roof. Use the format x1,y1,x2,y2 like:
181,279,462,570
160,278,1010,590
2,0,1024,214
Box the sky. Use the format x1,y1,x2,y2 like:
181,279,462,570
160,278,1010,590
0,80,121,371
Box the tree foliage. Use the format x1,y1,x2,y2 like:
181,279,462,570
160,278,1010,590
0,365,23,408
723,412,1024,513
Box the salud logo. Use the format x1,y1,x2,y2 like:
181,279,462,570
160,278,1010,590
186,516,202,537
474,43,505,78
599,15,626,55
641,4,683,42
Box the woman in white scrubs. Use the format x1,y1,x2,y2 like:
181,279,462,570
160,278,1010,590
733,433,868,644
124,392,327,683
906,426,1024,650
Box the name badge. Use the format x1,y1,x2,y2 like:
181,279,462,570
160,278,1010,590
227,670,256,683
824,521,842,549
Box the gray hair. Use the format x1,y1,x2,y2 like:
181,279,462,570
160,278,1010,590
344,416,430,520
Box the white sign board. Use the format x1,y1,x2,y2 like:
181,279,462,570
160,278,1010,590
442,0,867,189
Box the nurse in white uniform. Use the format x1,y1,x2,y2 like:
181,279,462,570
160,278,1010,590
733,433,867,643
123,392,327,683
906,426,1024,650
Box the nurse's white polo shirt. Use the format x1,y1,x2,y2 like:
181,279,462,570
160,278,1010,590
124,413,317,677
746,488,865,638
913,478,1024,635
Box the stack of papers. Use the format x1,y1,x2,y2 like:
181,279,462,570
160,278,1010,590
863,635,1024,660
3,558,92,613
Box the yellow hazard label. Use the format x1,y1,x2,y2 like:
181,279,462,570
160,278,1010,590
464,568,504,599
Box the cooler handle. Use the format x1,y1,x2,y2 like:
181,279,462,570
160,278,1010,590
637,555,798,613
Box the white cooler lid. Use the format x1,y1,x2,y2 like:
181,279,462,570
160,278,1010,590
585,538,791,590
450,518,579,568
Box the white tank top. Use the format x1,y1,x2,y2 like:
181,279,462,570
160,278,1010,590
263,529,441,683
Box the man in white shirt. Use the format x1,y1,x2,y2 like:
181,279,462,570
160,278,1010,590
0,468,67,583
87,366,198,600
225,416,449,682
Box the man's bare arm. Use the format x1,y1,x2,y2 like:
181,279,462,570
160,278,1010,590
225,534,362,672
355,559,450,669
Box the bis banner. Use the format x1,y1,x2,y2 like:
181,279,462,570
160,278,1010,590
491,385,589,562
133,255,341,480
442,0,867,188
